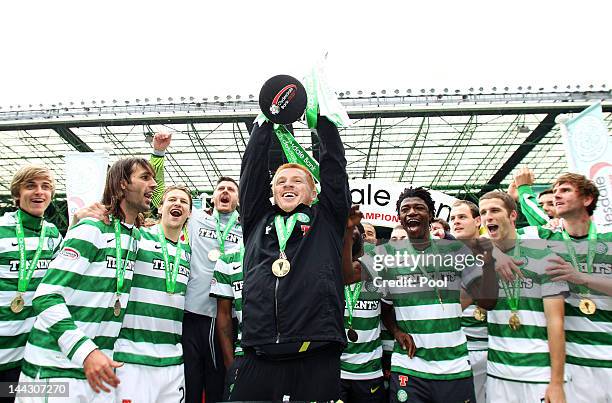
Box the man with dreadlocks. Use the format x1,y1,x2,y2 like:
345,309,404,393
16,158,156,402
360,187,498,403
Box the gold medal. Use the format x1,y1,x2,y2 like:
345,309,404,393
473,306,487,322
579,298,597,315
10,293,25,314
272,258,291,277
208,249,221,262
347,328,358,342
113,298,122,317
509,312,521,331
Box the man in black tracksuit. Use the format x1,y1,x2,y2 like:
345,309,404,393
228,116,350,401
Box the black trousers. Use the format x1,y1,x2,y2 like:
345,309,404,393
340,377,385,403
389,372,476,403
182,311,225,403
0,366,21,403
227,343,342,402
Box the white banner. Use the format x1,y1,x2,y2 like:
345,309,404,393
65,152,109,225
563,102,612,232
349,179,458,228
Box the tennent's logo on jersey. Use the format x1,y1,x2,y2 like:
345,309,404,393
300,225,311,236
8,260,50,272
198,228,240,244
106,256,135,271
152,259,190,277
398,374,408,386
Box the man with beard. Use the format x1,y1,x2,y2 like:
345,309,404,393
480,191,567,403
17,158,156,402
228,116,350,401
450,200,488,403
0,166,63,403
365,187,498,403
519,173,612,402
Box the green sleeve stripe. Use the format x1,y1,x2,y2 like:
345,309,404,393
66,336,91,360
33,294,68,315
150,154,165,209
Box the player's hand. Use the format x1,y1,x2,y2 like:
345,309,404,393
543,218,561,230
347,205,363,229
394,330,416,358
430,227,445,239
492,246,524,281
83,349,123,393
545,256,587,285
72,202,110,226
507,181,519,201
153,132,172,152
513,167,535,187
544,381,566,403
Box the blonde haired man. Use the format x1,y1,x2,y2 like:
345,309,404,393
0,166,63,403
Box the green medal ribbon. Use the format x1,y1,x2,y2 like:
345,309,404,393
344,281,363,329
157,224,184,294
274,213,300,257
560,221,597,296
15,210,47,293
273,125,320,181
501,235,523,312
113,217,134,296
213,209,239,254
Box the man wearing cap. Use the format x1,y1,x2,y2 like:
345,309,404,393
227,113,350,401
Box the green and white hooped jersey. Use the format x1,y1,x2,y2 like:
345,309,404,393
22,218,138,380
461,304,488,352
519,226,612,370
0,210,62,371
487,241,568,383
341,279,383,380
361,240,483,381
210,253,243,356
114,225,191,367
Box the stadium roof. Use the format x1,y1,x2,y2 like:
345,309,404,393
1,86,611,204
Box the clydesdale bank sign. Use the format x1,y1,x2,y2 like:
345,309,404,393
349,179,458,228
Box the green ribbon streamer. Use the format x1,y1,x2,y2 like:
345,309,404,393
213,209,239,254
344,281,363,329
501,235,523,312
157,224,184,294
15,210,47,293
304,68,318,129
273,125,320,181
561,221,597,296
113,217,134,295
274,214,300,255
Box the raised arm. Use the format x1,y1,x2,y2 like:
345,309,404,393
316,116,351,234
239,122,274,239
149,132,171,209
